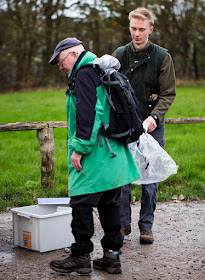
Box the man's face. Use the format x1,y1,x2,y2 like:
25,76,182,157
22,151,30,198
57,51,75,74
129,18,153,49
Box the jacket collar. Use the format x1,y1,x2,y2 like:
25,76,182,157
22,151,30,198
129,40,152,59
68,51,86,80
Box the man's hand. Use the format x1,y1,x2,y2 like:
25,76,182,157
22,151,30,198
71,151,83,172
144,116,157,133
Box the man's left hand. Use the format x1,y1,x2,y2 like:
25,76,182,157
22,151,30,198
144,116,157,133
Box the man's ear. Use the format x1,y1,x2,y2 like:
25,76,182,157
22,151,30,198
149,26,154,34
73,51,79,59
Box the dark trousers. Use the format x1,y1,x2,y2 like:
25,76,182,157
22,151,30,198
70,187,123,256
119,184,131,228
120,127,165,231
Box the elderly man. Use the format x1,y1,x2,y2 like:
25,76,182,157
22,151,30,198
48,38,140,275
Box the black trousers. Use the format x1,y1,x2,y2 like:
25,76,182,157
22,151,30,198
70,187,123,256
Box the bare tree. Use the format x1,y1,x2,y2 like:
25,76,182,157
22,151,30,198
154,0,205,79
0,0,204,91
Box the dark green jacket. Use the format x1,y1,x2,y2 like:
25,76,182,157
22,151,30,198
114,41,176,127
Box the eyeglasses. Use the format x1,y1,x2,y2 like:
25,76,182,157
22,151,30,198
57,52,72,67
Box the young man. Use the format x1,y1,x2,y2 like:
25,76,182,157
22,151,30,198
113,7,176,243
48,38,140,275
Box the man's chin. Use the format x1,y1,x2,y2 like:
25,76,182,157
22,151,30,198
133,41,146,50
134,39,141,44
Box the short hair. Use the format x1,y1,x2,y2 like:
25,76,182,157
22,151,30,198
129,7,154,26
64,44,85,54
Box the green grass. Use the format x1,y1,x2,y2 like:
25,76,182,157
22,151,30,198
0,87,205,211
0,90,69,211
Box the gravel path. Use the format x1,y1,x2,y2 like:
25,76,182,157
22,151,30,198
0,200,205,280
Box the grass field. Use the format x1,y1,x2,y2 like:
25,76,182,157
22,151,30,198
0,87,205,211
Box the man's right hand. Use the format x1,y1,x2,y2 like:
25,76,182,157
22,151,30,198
71,151,83,172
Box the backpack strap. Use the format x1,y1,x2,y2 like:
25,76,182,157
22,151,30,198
98,125,118,158
67,64,95,96
104,137,117,158
97,132,103,147
75,63,95,76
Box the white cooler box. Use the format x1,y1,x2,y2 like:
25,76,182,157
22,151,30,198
11,204,74,253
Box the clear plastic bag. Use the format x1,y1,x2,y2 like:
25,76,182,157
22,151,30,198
129,132,178,185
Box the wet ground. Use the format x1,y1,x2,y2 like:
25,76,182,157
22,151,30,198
0,200,205,280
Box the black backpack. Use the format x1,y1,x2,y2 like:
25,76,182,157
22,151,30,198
69,64,144,156
98,68,143,145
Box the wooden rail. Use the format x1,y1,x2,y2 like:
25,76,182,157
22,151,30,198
0,117,205,189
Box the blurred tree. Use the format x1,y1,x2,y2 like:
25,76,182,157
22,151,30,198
0,0,204,91
101,0,138,46
1,0,40,88
41,0,68,83
0,0,73,89
154,0,205,79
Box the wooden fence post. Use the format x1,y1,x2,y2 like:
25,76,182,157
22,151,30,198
37,126,55,189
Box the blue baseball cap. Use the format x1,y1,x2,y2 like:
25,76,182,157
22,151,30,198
49,37,83,65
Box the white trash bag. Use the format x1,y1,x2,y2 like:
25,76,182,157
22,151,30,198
129,124,178,185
